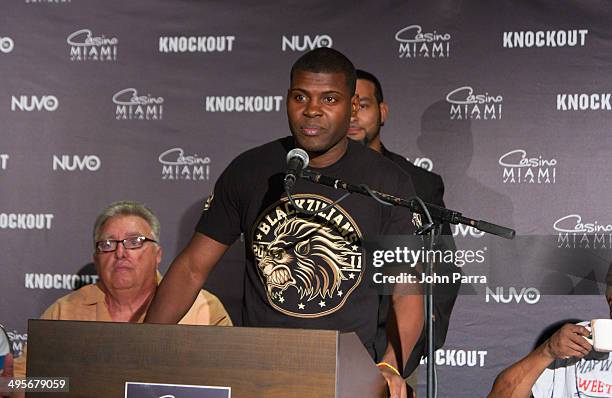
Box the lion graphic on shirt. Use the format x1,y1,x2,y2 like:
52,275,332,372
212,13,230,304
257,217,352,301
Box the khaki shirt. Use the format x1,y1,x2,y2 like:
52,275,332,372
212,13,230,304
13,282,231,377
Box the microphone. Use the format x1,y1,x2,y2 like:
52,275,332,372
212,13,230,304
284,148,309,191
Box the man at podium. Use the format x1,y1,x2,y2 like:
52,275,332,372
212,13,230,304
146,49,423,398
12,201,231,381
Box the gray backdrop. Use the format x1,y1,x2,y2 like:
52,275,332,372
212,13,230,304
1,0,611,396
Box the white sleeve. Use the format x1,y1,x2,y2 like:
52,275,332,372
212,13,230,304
531,367,555,398
0,335,9,356
532,359,576,398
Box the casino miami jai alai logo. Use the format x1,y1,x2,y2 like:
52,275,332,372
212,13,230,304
251,194,364,318
158,148,210,181
554,214,612,249
498,149,557,184
446,86,503,120
67,28,117,61
113,88,164,120
395,25,451,58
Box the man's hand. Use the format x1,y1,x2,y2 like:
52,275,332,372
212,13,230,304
489,323,593,398
379,365,408,398
542,323,592,360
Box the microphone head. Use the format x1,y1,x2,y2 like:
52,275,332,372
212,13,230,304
286,148,309,169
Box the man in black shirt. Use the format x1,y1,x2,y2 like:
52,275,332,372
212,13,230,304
347,70,449,214
146,49,422,398
348,69,460,386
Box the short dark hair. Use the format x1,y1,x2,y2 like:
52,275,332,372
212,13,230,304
290,48,356,95
356,69,384,104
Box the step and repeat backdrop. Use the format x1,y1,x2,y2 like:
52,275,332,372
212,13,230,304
1,0,611,396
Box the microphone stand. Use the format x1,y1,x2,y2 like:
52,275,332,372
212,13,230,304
298,169,515,398
301,170,515,239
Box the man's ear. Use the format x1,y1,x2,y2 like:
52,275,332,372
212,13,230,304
351,93,360,117
380,101,389,126
156,246,163,266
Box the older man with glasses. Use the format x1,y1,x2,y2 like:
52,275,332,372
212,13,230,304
12,201,231,380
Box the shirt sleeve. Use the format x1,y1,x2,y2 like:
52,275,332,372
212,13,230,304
196,159,243,245
180,290,233,326
202,291,233,326
40,302,61,320
531,366,556,398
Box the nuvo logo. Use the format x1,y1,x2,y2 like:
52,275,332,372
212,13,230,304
53,155,101,171
446,86,502,120
11,95,58,112
0,36,14,53
407,157,434,171
282,34,332,52
452,225,485,238
485,287,541,304
395,25,451,58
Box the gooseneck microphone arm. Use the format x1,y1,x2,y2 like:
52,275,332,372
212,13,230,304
301,169,515,240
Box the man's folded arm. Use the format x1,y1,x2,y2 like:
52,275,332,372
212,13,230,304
489,323,591,398
145,233,229,324
488,344,552,398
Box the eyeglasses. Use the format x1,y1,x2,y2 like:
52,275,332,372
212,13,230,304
95,236,158,253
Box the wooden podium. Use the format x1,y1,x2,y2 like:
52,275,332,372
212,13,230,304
26,319,386,397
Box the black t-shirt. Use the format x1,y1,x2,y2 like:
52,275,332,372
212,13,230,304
197,137,416,356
